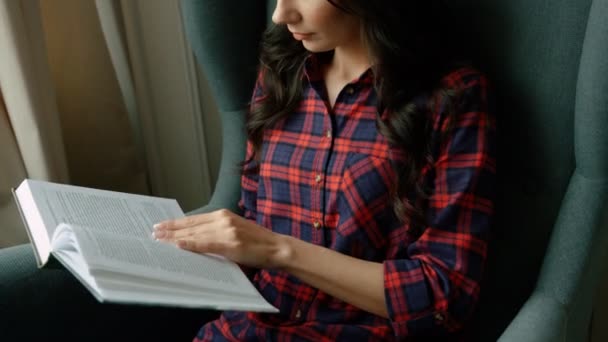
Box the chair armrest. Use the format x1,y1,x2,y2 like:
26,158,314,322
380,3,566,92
186,203,223,216
498,291,567,342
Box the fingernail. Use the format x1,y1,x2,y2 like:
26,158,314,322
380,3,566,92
153,230,166,239
153,223,162,230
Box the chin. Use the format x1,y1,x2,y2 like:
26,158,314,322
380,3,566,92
301,40,335,53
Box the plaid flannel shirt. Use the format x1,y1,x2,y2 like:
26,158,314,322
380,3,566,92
195,54,496,341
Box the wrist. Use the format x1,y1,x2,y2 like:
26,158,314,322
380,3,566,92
272,234,297,269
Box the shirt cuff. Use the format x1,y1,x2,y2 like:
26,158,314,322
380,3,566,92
383,259,448,337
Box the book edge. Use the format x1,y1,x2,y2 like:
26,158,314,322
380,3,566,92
97,288,279,312
12,186,45,268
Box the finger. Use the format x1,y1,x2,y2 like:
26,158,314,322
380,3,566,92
153,224,206,240
154,209,234,230
177,239,226,255
154,214,210,231
155,209,235,230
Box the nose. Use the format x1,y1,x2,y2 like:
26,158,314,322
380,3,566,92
272,0,301,25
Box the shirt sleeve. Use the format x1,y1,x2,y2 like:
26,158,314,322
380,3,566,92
238,139,259,221
237,71,265,221
383,69,496,337
236,73,264,278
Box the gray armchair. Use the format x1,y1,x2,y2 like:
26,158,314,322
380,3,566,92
180,0,608,341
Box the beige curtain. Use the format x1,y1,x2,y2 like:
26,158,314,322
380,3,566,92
95,0,218,211
0,0,69,247
40,0,149,194
0,0,147,247
0,94,29,247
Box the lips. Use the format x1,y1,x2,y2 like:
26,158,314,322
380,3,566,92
291,32,312,40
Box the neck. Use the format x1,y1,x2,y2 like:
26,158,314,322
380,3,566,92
327,39,371,82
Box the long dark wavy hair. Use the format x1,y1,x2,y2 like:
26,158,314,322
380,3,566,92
244,0,470,235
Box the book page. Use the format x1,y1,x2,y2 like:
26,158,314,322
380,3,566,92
58,224,262,298
50,225,104,300
51,224,277,311
25,179,184,240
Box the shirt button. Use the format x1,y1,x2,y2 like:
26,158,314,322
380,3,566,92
313,221,321,229
325,129,332,138
315,174,323,183
346,86,355,95
434,312,445,322
295,309,302,319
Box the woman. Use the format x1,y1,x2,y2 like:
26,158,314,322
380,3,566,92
153,0,496,340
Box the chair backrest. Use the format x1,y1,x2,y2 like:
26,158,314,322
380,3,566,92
180,0,273,213
456,0,608,340
180,0,608,340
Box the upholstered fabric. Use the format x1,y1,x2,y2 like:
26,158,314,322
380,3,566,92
180,0,268,214
498,0,608,339
457,0,608,340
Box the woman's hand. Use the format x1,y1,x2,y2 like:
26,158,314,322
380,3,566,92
153,209,292,269
155,209,389,318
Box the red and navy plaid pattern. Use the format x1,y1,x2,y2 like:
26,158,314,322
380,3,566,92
195,54,496,341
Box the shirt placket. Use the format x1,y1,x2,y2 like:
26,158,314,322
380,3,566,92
291,87,335,322
309,115,332,245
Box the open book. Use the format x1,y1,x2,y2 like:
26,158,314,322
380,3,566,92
12,179,278,313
